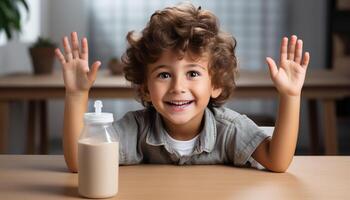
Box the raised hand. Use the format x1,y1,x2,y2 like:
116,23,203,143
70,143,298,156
55,32,101,95
266,35,310,96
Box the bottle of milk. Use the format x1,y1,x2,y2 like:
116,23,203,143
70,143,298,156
78,100,119,198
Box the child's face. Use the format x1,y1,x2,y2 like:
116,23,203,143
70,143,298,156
145,50,222,129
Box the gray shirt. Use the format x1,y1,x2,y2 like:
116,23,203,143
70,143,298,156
113,106,270,167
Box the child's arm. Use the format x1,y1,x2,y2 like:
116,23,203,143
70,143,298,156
252,35,310,172
55,32,101,173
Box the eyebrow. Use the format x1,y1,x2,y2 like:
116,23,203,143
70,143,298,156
150,64,207,74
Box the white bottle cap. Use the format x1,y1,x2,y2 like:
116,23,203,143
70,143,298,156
84,100,114,123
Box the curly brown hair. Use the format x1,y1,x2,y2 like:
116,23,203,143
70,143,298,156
122,3,237,107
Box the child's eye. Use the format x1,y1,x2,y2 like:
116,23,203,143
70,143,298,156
187,71,200,78
157,72,171,79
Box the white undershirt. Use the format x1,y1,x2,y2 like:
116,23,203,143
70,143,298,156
165,133,200,156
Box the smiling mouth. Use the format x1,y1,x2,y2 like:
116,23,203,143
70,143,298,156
165,100,194,106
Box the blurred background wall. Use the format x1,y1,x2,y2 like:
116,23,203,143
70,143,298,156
2,0,347,155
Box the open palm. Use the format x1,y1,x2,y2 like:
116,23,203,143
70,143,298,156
266,35,310,96
55,32,101,95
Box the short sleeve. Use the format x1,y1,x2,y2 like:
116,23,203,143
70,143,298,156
226,114,271,166
113,111,144,165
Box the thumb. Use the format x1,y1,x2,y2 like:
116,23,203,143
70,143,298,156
87,61,101,82
266,57,278,78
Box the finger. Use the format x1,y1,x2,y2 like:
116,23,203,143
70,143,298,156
301,52,310,69
288,35,297,60
294,39,303,64
266,57,278,78
280,37,288,61
88,61,101,82
71,32,80,59
80,37,88,61
63,36,73,61
55,48,66,64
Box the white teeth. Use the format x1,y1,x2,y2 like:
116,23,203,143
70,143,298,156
169,101,192,106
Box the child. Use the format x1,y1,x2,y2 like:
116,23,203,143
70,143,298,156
55,3,310,173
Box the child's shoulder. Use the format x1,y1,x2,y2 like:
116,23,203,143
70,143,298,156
115,107,156,125
210,106,263,139
210,106,247,125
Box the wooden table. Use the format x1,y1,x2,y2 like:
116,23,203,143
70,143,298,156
0,69,349,154
0,155,349,200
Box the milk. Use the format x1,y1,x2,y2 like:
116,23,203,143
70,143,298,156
77,100,119,198
78,139,119,198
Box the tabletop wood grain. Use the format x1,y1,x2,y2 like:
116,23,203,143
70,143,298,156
0,155,349,200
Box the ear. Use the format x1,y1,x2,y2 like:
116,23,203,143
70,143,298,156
211,87,222,98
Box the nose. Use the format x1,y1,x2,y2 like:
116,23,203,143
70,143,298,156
169,76,186,94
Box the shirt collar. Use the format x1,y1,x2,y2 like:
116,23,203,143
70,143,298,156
146,107,217,153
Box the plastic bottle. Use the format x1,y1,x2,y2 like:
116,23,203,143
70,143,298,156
78,100,119,198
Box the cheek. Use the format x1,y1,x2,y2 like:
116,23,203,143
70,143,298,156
192,80,212,97
197,78,212,93
148,82,167,101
